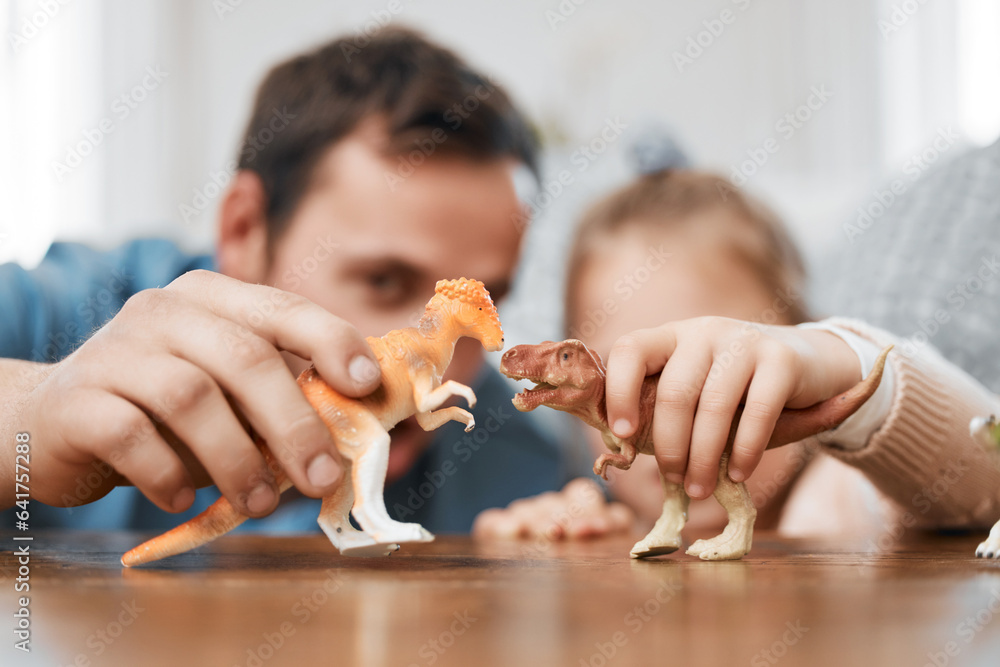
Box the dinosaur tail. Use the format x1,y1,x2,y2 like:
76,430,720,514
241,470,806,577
121,495,249,567
121,441,291,568
767,345,893,448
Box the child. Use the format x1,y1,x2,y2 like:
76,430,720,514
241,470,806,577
474,168,1000,542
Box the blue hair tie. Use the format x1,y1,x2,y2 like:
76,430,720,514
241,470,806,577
628,122,691,175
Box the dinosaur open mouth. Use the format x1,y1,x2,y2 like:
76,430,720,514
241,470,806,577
505,375,560,411
526,381,557,393
503,371,556,394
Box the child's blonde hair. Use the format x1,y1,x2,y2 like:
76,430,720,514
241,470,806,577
567,169,809,326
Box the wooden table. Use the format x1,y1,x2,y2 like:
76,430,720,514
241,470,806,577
2,530,1000,666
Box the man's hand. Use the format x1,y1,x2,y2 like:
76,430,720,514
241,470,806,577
1,270,381,515
472,478,635,540
604,316,859,500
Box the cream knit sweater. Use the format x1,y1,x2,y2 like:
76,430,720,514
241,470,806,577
779,318,1000,536
783,138,1000,538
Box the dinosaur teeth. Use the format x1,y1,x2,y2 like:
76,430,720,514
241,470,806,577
528,382,556,392
508,377,556,394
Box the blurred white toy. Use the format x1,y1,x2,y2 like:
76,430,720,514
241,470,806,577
970,415,1000,559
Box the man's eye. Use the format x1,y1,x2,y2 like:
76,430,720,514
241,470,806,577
366,272,410,304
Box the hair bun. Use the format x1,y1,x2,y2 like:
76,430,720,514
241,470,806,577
628,122,691,175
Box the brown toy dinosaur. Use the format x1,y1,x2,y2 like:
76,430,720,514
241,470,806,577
500,339,891,560
122,278,504,567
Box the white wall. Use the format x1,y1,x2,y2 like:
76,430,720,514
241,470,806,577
2,0,997,316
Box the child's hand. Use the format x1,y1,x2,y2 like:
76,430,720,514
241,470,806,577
604,316,859,500
2,270,381,514
472,478,635,540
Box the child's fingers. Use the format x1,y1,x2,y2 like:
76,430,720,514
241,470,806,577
727,360,797,483
650,345,713,483
685,355,755,499
563,477,605,508
570,514,610,538
606,327,677,438
471,479,631,542
471,508,524,539
479,494,567,539
607,502,637,531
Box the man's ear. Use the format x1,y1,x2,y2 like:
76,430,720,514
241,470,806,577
217,170,270,283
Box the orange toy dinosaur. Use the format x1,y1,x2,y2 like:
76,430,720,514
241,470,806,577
122,278,504,567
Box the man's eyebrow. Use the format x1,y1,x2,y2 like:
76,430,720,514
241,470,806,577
340,255,423,277
483,278,511,301
341,255,511,299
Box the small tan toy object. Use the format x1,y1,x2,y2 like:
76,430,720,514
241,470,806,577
500,339,890,561
970,415,1000,559
122,278,503,567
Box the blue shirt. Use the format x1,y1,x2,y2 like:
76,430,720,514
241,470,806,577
1,239,582,534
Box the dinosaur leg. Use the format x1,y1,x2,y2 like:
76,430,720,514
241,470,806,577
415,406,475,433
415,379,477,412
343,423,434,546
317,462,400,557
631,474,690,558
975,518,1000,559
594,453,632,480
595,438,637,480
685,454,756,561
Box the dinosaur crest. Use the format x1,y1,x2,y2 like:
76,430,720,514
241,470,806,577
435,278,497,312
430,278,503,351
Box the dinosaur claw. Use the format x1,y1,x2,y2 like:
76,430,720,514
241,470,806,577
630,544,680,559
339,542,401,558
977,539,1000,559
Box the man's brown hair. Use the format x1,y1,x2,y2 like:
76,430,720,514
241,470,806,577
236,27,539,241
567,170,809,326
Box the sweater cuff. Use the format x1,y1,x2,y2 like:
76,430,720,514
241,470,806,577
807,317,1000,527
797,320,895,450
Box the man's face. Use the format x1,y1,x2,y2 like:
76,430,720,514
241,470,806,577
261,132,523,481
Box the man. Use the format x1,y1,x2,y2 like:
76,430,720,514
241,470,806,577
0,28,583,534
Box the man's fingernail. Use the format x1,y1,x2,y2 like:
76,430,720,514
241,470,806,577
687,483,705,499
729,468,745,483
349,355,380,385
246,483,276,514
307,453,341,489
172,487,195,512
664,473,684,485
612,419,632,437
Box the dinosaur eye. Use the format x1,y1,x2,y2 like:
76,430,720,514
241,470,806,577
562,352,569,361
